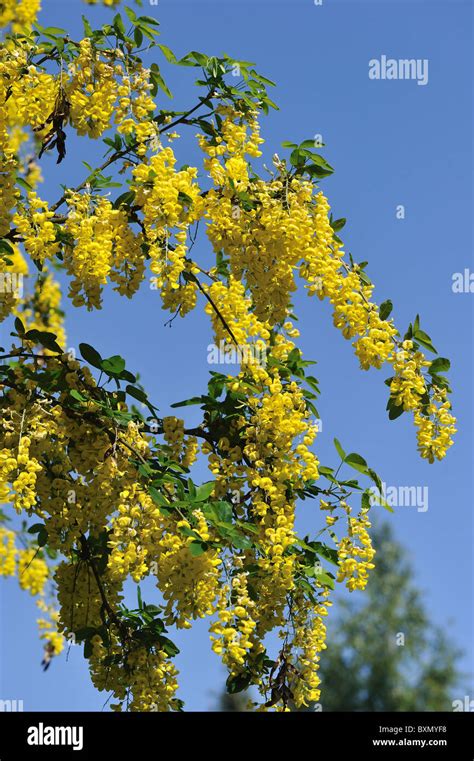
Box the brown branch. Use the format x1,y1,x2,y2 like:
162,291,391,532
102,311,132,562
194,276,240,347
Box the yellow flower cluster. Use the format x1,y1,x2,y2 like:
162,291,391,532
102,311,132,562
0,245,28,324
15,268,66,350
200,283,322,644
388,341,429,410
116,64,157,156
108,483,160,583
162,416,198,467
0,437,42,513
0,369,188,707
414,389,457,463
0,50,20,239
0,526,63,658
152,512,222,628
0,33,158,154
18,548,49,596
93,642,179,713
289,591,331,708
56,560,123,640
387,342,457,461
9,67,57,135
0,526,17,576
0,0,41,31
162,416,185,461
13,193,59,264
299,192,398,369
67,43,159,144
210,567,257,672
202,305,321,652
337,507,376,592
204,276,271,352
57,558,179,711
64,192,144,309
199,108,263,190
68,40,118,139
132,147,203,315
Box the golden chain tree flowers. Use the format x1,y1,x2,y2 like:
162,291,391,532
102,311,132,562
0,0,456,712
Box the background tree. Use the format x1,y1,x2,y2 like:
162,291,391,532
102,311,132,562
216,689,249,712
317,522,463,711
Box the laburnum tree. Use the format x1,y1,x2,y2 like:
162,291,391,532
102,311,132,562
0,0,457,712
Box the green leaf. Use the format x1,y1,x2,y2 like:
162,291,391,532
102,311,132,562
171,396,204,408
344,453,369,475
82,15,93,37
74,626,98,642
14,317,25,336
413,330,438,354
333,438,346,461
137,15,160,26
134,26,143,46
290,148,306,168
37,526,48,547
42,26,66,35
187,478,197,499
150,63,172,98
193,481,215,502
113,14,126,39
120,370,136,383
27,523,44,535
143,604,161,616
159,636,180,658
428,357,450,375
113,190,136,210
83,640,93,659
204,501,233,525
331,217,346,232
126,385,148,404
125,6,137,23
23,330,62,354
313,543,339,567
226,672,252,694
69,389,87,402
318,466,334,478
79,343,103,369
149,486,170,507
388,402,404,421
101,355,126,376
0,239,14,255
306,153,334,173
379,299,393,321
159,44,177,63
229,532,252,550
367,468,382,494
188,540,208,557
373,493,394,513
314,568,335,589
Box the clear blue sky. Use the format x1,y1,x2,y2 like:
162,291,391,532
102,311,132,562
1,0,472,711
